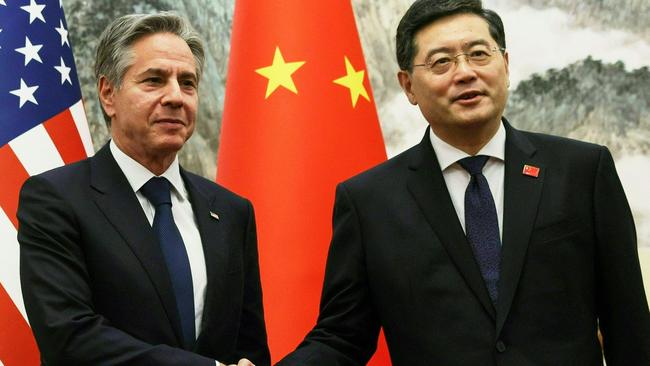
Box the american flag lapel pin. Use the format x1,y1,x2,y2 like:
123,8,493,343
209,211,220,220
522,164,540,178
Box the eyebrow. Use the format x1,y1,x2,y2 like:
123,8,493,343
138,68,198,83
422,39,492,62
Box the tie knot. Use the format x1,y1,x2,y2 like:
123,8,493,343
140,177,172,207
458,155,490,176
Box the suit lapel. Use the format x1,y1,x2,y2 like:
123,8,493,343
89,144,184,346
182,171,230,341
496,121,545,336
406,130,496,320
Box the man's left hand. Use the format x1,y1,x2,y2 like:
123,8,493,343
226,358,254,366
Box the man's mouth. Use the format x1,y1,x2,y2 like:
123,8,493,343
453,90,484,102
155,118,185,125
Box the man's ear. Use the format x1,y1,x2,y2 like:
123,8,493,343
397,70,418,105
503,50,510,87
98,76,116,118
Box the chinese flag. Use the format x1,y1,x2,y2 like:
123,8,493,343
217,1,390,363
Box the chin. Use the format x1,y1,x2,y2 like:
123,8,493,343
455,110,499,127
451,117,489,129
155,138,186,153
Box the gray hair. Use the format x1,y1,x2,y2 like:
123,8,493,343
94,12,205,124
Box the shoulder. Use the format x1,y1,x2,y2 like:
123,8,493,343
511,126,609,165
22,156,92,193
182,170,252,208
510,127,616,184
339,143,420,195
18,157,95,226
522,129,603,152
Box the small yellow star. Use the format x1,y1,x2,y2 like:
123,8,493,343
255,46,306,99
333,56,370,107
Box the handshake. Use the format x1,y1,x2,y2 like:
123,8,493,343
219,359,254,366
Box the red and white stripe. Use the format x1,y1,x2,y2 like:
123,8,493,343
0,99,92,366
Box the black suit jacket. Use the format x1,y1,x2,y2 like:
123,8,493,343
18,144,270,365
278,122,650,365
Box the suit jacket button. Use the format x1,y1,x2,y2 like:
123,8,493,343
496,340,507,353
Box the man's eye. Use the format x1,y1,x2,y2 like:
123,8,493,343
144,77,162,84
432,57,451,67
181,80,197,88
469,50,489,59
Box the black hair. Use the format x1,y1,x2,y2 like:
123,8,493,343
396,0,506,71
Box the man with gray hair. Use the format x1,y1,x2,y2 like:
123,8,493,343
18,12,269,366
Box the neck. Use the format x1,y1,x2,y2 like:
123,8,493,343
112,138,177,176
432,118,501,155
140,157,175,176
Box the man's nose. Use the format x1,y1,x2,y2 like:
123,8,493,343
452,56,478,83
161,81,184,107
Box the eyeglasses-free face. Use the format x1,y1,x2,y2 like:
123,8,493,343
397,13,510,150
98,32,198,174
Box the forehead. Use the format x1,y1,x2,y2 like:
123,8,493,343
127,32,196,74
415,13,494,51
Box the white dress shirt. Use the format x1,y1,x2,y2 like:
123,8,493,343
110,140,207,337
429,123,506,240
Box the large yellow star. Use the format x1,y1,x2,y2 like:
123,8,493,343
333,56,370,107
255,46,306,99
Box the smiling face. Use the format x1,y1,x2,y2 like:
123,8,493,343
398,12,510,151
99,32,198,174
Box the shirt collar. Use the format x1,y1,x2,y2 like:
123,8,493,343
429,121,506,171
109,140,187,201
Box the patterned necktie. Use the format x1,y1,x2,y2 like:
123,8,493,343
457,155,501,303
140,177,195,348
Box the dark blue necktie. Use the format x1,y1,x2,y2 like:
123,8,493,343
458,155,501,303
140,177,195,348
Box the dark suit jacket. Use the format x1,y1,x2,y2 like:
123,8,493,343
278,121,650,365
18,143,270,366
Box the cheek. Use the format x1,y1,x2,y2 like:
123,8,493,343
426,77,449,98
487,68,509,89
187,105,198,121
413,77,447,102
185,98,199,121
492,75,509,102
119,92,154,117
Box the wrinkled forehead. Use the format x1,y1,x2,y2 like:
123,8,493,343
126,33,197,74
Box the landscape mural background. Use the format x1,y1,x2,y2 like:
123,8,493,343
63,0,650,301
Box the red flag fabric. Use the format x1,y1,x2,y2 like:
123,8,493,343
217,1,390,363
0,1,92,364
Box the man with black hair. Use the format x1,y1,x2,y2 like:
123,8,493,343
278,0,650,364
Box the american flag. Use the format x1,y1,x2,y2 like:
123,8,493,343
0,0,92,364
